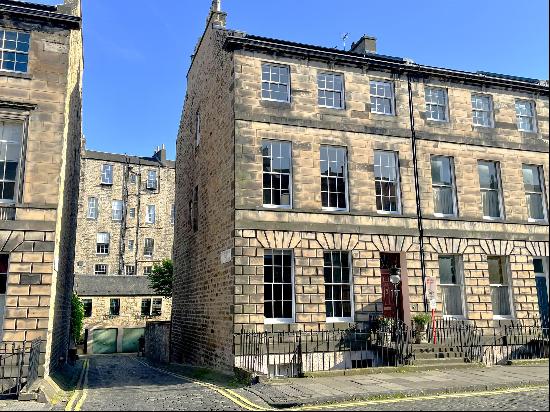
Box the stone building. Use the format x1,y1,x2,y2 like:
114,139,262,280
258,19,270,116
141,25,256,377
172,3,549,370
73,147,175,353
0,0,83,374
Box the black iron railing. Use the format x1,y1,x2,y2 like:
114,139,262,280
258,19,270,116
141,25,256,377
425,318,483,362
0,339,42,399
234,321,413,378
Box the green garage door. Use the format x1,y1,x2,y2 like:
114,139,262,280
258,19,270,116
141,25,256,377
121,328,145,353
92,329,118,354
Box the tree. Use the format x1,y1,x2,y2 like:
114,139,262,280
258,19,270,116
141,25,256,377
71,293,85,344
148,259,173,298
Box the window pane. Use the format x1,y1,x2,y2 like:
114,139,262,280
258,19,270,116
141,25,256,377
439,256,457,285
433,186,454,215
482,190,500,218
262,141,292,207
478,162,499,190
526,193,545,220
264,250,293,320
488,257,505,285
324,251,352,320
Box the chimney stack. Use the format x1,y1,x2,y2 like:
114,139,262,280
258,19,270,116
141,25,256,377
153,145,167,163
350,35,377,55
207,0,227,28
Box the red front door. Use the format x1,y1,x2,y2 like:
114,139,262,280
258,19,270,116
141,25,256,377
380,253,403,320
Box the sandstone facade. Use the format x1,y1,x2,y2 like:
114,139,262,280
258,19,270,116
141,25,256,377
0,0,83,374
172,4,549,370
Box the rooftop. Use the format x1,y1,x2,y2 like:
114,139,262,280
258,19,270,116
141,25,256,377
0,0,81,28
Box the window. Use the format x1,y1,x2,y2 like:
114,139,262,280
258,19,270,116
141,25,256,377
488,257,512,318
523,165,547,222
96,233,110,255
130,173,137,184
101,164,113,185
94,264,108,275
109,298,120,316
152,298,162,316
478,161,503,219
141,298,152,317
374,151,400,214
0,121,23,203
87,197,98,219
324,251,353,321
262,140,292,208
192,187,198,232
438,256,465,317
129,208,136,218
0,255,7,295
143,266,153,276
144,238,154,257
112,200,123,221
515,100,536,132
425,87,448,121
171,204,175,225
471,94,493,127
370,80,394,115
125,265,135,276
195,112,201,147
128,239,134,252
431,156,457,217
261,63,290,102
264,250,294,323
320,146,348,210
147,170,157,190
318,73,344,109
82,299,92,318
146,205,156,224
0,30,30,73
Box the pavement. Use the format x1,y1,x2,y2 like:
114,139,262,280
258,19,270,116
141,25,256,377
0,355,548,411
244,364,550,408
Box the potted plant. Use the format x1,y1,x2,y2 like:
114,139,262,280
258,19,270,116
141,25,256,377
375,317,395,346
412,313,431,344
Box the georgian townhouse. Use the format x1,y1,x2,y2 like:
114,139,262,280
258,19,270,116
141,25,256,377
172,2,549,370
0,0,83,375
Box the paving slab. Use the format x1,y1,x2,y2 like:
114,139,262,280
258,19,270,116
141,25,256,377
244,365,550,408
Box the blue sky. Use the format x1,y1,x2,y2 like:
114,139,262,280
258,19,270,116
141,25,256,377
44,0,549,160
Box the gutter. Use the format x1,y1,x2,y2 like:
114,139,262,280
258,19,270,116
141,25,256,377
225,36,549,94
0,3,81,29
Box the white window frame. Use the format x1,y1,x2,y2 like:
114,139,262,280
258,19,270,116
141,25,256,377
101,164,113,185
522,164,548,223
425,87,449,122
317,72,345,109
109,298,120,317
478,160,504,221
471,94,494,128
438,255,467,320
324,251,354,323
146,170,158,190
128,239,134,252
431,156,458,218
87,197,98,220
143,266,153,276
515,100,537,132
320,146,349,212
374,151,401,215
94,264,108,276
129,208,136,218
264,249,295,325
146,205,156,224
125,265,135,276
171,203,175,225
0,121,24,204
261,63,291,103
0,29,30,74
262,140,293,209
144,238,154,257
488,256,514,320
370,80,395,116
112,200,123,221
96,233,110,255
151,298,163,316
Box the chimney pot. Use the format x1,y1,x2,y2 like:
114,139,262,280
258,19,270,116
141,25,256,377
351,35,377,55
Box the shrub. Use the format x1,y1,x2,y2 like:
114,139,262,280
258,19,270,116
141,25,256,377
412,313,432,328
71,293,85,344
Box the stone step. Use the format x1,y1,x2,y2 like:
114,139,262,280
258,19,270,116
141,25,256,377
414,351,466,360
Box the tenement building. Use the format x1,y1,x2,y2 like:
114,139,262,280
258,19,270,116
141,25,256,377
73,146,175,353
172,2,549,370
0,0,83,374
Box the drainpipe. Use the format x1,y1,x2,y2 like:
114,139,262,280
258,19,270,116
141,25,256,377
407,73,428,312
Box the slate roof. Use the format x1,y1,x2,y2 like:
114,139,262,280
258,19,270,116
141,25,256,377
84,150,176,169
74,275,162,297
